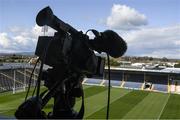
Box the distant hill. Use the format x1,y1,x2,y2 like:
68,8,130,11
0,52,35,56
16,52,35,56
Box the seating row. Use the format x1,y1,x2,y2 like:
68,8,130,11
83,78,168,92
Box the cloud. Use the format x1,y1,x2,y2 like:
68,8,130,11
0,25,56,53
0,33,11,48
1,24,180,59
121,24,180,58
106,4,148,30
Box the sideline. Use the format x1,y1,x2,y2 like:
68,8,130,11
158,93,170,119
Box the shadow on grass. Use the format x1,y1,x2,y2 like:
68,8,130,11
44,104,53,109
0,108,16,117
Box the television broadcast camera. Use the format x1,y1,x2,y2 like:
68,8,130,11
15,6,127,119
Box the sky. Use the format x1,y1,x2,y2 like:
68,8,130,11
0,0,180,59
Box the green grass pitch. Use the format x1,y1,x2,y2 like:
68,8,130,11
0,85,180,119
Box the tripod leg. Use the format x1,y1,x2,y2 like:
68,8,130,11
49,92,77,119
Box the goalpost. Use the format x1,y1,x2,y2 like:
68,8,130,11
12,68,26,94
12,66,38,94
12,65,32,94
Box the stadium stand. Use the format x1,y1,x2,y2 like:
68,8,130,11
123,81,143,89
84,78,103,85
16,69,37,86
0,64,38,93
122,73,144,89
125,73,144,82
15,71,24,83
104,71,123,81
0,63,180,94
1,70,24,87
153,84,167,92
0,73,14,90
103,80,122,87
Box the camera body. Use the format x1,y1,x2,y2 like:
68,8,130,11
35,32,105,76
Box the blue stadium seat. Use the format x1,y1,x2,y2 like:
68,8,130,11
123,81,142,89
153,84,167,92
85,78,102,85
104,80,122,86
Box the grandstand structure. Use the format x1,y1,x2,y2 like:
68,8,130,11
0,63,38,93
0,62,180,94
83,67,180,94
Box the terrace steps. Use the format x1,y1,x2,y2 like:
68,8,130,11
0,73,23,85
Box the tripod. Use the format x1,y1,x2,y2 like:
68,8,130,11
41,66,85,119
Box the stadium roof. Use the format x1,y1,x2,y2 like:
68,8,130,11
1,63,180,74
0,63,49,70
0,63,33,70
161,68,180,73
108,67,180,74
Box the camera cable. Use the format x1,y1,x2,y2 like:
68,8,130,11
106,54,111,120
24,58,40,101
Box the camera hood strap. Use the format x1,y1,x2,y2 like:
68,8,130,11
76,88,85,119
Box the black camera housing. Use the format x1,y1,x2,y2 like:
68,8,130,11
35,32,105,76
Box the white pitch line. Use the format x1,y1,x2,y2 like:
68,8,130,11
158,93,170,119
0,108,15,114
